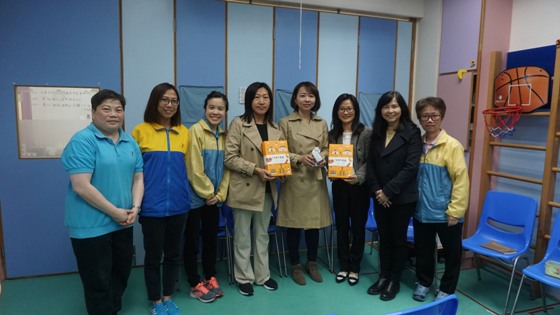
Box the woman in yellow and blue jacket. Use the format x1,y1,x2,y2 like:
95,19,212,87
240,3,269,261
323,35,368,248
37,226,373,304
411,96,469,303
184,91,230,303
131,83,191,315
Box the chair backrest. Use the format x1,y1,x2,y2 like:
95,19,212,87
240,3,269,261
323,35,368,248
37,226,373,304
385,294,458,315
476,190,538,250
542,210,560,262
221,205,234,234
365,198,377,230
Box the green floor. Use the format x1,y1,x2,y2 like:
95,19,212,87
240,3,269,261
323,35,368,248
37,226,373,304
1,248,559,315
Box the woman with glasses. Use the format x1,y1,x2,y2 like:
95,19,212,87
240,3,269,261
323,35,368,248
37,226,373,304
366,91,421,301
411,97,469,302
131,83,191,315
328,94,372,286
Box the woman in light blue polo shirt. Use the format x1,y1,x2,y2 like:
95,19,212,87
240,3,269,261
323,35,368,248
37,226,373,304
61,89,144,315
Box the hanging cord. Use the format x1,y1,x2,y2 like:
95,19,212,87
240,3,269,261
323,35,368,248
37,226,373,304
298,0,302,69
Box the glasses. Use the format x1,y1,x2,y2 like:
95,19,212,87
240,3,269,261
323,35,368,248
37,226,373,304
420,113,442,121
338,107,355,113
161,97,179,106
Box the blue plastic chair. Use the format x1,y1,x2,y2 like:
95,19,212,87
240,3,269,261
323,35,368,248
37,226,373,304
510,210,560,314
462,190,538,315
365,199,378,255
385,294,458,315
221,205,235,284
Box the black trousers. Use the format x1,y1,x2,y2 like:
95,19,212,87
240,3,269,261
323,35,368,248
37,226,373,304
183,204,219,287
287,228,319,265
332,180,370,273
71,227,133,315
374,201,415,281
139,213,188,301
413,219,463,294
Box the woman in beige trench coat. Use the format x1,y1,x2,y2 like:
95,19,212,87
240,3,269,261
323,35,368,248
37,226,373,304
224,82,281,297
277,81,332,286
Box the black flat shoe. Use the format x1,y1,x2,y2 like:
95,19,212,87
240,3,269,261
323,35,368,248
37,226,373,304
380,281,400,301
367,277,390,295
348,273,359,286
335,271,348,283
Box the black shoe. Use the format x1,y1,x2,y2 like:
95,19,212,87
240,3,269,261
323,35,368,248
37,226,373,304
380,281,400,301
238,282,254,296
262,278,278,291
367,277,390,295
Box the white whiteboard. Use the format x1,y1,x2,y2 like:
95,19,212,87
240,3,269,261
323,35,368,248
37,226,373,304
15,85,100,159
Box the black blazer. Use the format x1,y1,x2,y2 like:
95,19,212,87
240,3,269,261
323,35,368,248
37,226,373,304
366,121,422,205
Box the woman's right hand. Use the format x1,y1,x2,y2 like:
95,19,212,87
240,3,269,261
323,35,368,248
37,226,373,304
255,167,275,182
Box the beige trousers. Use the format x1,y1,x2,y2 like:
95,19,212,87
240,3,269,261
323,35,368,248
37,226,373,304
233,193,273,285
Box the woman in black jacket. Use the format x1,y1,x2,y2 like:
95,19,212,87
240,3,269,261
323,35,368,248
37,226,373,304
366,91,421,301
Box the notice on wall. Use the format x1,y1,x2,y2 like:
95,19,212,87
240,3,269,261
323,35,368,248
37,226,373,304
14,85,99,159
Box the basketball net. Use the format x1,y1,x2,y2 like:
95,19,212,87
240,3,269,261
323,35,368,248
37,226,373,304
482,105,522,137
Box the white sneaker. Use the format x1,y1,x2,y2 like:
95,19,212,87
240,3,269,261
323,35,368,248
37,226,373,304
434,290,449,301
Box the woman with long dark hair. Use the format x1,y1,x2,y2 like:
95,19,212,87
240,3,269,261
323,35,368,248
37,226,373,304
366,91,421,301
329,93,372,286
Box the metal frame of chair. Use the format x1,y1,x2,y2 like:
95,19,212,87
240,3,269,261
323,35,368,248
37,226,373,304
384,294,459,315
462,190,538,315
510,210,560,314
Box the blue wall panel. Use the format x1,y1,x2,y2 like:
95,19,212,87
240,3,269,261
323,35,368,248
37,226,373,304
357,17,396,94
177,0,226,87
227,3,273,125
274,8,318,92
122,0,175,132
395,21,413,104
0,0,121,277
318,13,359,128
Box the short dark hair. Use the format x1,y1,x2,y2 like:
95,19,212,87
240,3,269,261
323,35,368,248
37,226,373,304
415,96,446,119
204,91,229,111
372,91,412,138
290,81,321,113
241,82,274,124
329,93,364,143
143,83,181,126
91,89,126,111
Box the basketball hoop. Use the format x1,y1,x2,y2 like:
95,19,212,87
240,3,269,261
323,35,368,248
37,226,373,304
482,106,523,137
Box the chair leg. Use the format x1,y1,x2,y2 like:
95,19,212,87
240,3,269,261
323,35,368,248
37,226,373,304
510,274,526,315
540,282,548,313
280,229,288,277
473,253,482,281
503,257,520,315
273,232,283,277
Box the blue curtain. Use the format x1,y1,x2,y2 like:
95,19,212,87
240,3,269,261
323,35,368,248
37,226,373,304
358,91,381,128
274,89,293,123
179,85,225,128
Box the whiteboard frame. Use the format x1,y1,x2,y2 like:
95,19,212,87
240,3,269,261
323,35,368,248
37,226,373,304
14,85,100,159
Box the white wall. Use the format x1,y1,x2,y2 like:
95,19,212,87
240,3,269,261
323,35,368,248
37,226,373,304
277,0,425,18
510,0,560,51
412,0,442,105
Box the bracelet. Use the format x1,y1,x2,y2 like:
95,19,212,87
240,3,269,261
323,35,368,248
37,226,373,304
132,204,141,210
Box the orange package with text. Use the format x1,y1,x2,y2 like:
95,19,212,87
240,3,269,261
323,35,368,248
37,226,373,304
262,140,292,176
328,144,354,179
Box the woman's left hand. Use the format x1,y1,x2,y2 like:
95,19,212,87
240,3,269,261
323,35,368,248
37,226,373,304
342,175,358,185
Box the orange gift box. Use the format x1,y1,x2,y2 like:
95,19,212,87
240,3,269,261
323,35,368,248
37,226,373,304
328,144,354,179
262,140,292,176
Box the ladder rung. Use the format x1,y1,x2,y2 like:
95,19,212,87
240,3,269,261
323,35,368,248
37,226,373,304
486,171,543,184
489,142,546,151
552,167,560,173
548,201,560,208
